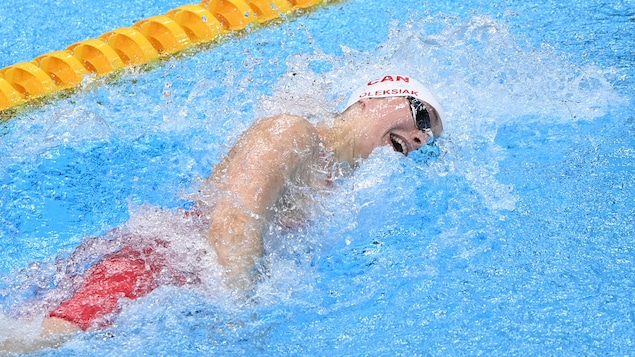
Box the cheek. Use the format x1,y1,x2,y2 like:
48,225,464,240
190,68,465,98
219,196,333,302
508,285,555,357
355,133,386,159
398,112,416,130
386,106,415,130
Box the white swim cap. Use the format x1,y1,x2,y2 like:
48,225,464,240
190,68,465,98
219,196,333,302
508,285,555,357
345,75,444,136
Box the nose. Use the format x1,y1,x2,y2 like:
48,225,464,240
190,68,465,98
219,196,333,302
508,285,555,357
410,130,430,151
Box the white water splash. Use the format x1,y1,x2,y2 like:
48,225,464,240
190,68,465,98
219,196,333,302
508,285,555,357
256,15,623,213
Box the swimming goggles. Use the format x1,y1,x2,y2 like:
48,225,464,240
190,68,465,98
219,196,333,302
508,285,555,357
407,96,434,139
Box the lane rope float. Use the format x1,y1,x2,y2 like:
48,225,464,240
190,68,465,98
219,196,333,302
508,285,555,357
0,0,332,114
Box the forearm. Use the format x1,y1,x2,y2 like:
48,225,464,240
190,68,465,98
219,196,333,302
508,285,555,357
208,198,266,289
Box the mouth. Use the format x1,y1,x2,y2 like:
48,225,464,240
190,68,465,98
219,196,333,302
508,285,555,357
389,133,408,156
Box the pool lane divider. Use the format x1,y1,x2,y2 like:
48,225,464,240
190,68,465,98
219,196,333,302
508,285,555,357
0,0,332,114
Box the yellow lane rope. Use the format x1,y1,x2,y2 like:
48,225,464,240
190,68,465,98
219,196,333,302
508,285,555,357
0,0,331,113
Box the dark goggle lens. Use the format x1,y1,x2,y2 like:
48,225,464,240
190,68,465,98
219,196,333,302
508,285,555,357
407,96,431,131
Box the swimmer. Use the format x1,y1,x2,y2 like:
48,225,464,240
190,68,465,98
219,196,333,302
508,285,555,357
0,74,443,353
206,74,443,289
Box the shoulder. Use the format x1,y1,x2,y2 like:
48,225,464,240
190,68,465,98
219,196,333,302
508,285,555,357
231,114,321,160
253,114,318,140
244,114,321,154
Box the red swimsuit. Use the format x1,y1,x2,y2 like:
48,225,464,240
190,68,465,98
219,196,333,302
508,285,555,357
49,247,166,330
49,210,205,330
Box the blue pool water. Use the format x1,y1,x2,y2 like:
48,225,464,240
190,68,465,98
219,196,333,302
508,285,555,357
1,0,634,355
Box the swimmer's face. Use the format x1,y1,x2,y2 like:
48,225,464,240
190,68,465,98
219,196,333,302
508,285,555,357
357,97,434,157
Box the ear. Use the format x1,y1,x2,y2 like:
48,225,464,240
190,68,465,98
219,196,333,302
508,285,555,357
357,97,371,108
355,97,374,114
343,98,369,116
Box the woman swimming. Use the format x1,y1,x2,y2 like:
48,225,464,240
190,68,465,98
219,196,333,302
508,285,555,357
0,74,444,353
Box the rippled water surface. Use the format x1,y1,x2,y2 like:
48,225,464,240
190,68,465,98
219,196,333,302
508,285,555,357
0,0,633,355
